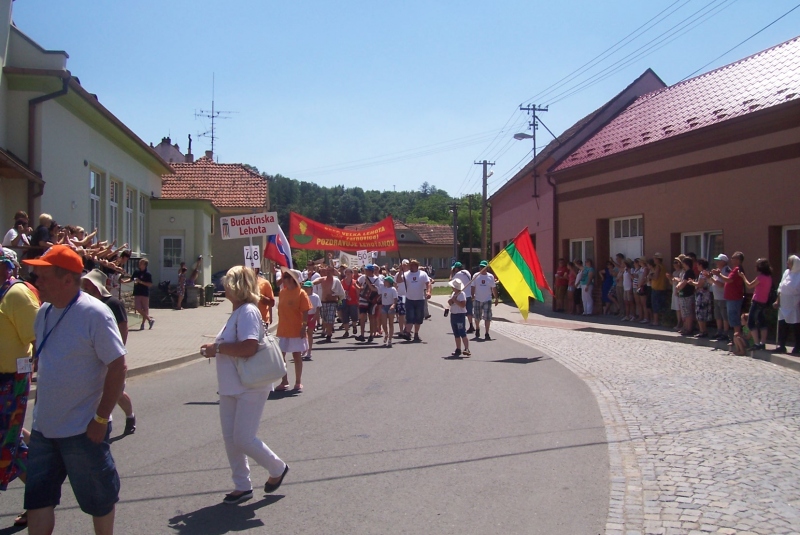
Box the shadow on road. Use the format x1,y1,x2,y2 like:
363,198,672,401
491,356,546,364
0,523,25,535
184,401,220,406
167,495,283,534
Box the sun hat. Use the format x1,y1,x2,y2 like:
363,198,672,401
713,253,729,262
401,259,409,265
384,276,395,285
280,266,303,286
452,261,463,269
448,279,464,291
479,260,488,268
302,280,313,288
653,252,663,259
81,269,111,298
23,244,83,274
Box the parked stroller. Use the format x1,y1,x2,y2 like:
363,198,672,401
158,280,178,308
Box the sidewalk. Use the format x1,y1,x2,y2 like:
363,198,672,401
427,295,800,373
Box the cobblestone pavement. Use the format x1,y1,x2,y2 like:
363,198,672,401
492,322,800,535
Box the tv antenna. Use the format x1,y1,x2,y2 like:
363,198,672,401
194,73,235,159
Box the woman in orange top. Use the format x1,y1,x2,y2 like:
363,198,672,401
275,267,311,392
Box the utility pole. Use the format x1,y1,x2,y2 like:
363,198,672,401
474,160,495,260
467,195,474,270
449,203,459,263
519,104,548,197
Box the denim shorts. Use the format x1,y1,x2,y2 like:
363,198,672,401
381,304,395,315
450,312,467,338
24,426,119,517
405,299,425,325
465,297,473,316
727,299,743,327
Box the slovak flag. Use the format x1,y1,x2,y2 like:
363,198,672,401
264,225,293,269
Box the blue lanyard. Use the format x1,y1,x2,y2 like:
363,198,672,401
35,292,80,359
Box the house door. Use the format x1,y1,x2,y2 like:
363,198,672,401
610,216,643,261
161,236,184,284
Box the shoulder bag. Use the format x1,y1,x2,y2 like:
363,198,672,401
232,307,287,388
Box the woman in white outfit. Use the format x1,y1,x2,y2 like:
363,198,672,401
775,255,800,354
200,266,289,505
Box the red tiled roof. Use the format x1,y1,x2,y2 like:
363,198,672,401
555,35,800,171
343,219,452,245
161,157,268,209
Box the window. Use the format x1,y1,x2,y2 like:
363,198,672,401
613,216,644,238
439,257,447,269
162,237,183,268
138,193,147,252
125,188,134,247
109,180,120,243
570,238,594,262
784,225,800,260
89,171,102,239
681,231,723,259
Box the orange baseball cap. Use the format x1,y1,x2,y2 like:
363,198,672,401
23,244,84,274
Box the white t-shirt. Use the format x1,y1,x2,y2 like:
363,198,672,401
2,227,29,247
404,269,430,300
471,273,496,302
623,269,633,291
307,293,322,316
395,271,407,297
33,292,127,438
380,286,398,305
452,269,471,290
450,290,467,314
308,272,321,295
214,303,268,396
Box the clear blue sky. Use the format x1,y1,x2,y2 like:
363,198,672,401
13,0,800,198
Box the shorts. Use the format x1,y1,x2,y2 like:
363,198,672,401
307,316,317,332
24,427,119,517
134,295,149,312
381,304,395,316
679,295,695,319
396,296,406,316
279,336,308,354
747,300,768,329
713,298,726,324
342,304,359,324
405,299,425,325
465,297,474,316
474,300,493,322
321,302,338,324
624,290,634,302
727,299,743,327
450,312,467,338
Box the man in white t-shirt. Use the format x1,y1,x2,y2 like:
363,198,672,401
450,262,475,333
471,260,498,340
22,245,127,534
400,259,431,341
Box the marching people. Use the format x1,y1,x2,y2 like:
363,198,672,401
447,279,471,357
340,267,360,338
356,264,381,343
255,267,275,330
471,260,498,340
0,247,39,527
200,266,289,505
400,259,431,342
302,281,321,360
450,262,475,333
80,269,137,435
395,260,409,338
22,245,127,534
379,276,398,347
275,267,311,392
314,264,345,343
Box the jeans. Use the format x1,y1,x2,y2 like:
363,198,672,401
405,299,425,325
219,391,286,491
450,313,467,338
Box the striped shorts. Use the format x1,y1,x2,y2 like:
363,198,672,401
474,300,493,322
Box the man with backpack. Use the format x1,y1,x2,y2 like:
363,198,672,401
355,265,382,342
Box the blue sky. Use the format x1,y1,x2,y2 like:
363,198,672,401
13,0,800,198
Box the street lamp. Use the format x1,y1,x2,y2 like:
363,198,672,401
513,133,533,140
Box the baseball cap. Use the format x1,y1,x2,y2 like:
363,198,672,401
81,269,111,297
713,254,729,262
302,280,313,288
452,261,463,269
479,260,488,268
384,276,395,285
23,244,83,274
365,264,375,270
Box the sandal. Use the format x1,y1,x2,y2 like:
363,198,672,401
274,385,289,392
293,384,303,392
14,511,27,526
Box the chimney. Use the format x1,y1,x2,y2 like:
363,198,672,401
205,150,213,160
185,134,194,163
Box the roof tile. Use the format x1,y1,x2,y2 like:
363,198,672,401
161,157,268,209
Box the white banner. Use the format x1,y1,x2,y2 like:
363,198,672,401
243,245,260,269
220,212,280,240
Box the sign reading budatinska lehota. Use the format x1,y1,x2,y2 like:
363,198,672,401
220,212,280,240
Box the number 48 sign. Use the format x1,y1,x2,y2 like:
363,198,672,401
243,245,260,269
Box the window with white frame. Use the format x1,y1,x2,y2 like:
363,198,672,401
138,193,147,252
613,215,644,239
89,171,102,239
109,180,120,244
681,231,723,260
124,188,134,248
570,238,594,263
784,225,800,260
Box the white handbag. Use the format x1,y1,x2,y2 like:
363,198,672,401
230,307,287,388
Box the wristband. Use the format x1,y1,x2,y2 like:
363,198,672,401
93,414,110,425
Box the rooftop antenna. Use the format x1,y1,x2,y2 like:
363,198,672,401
194,73,235,160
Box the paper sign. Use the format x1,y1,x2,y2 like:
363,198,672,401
357,250,369,267
244,245,261,269
220,212,280,240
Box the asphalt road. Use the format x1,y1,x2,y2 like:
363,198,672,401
1,313,608,534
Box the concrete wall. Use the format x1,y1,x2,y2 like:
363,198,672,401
149,203,213,286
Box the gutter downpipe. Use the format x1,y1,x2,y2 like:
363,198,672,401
548,173,557,311
27,75,70,218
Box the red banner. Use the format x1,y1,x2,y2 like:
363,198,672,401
289,213,398,251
